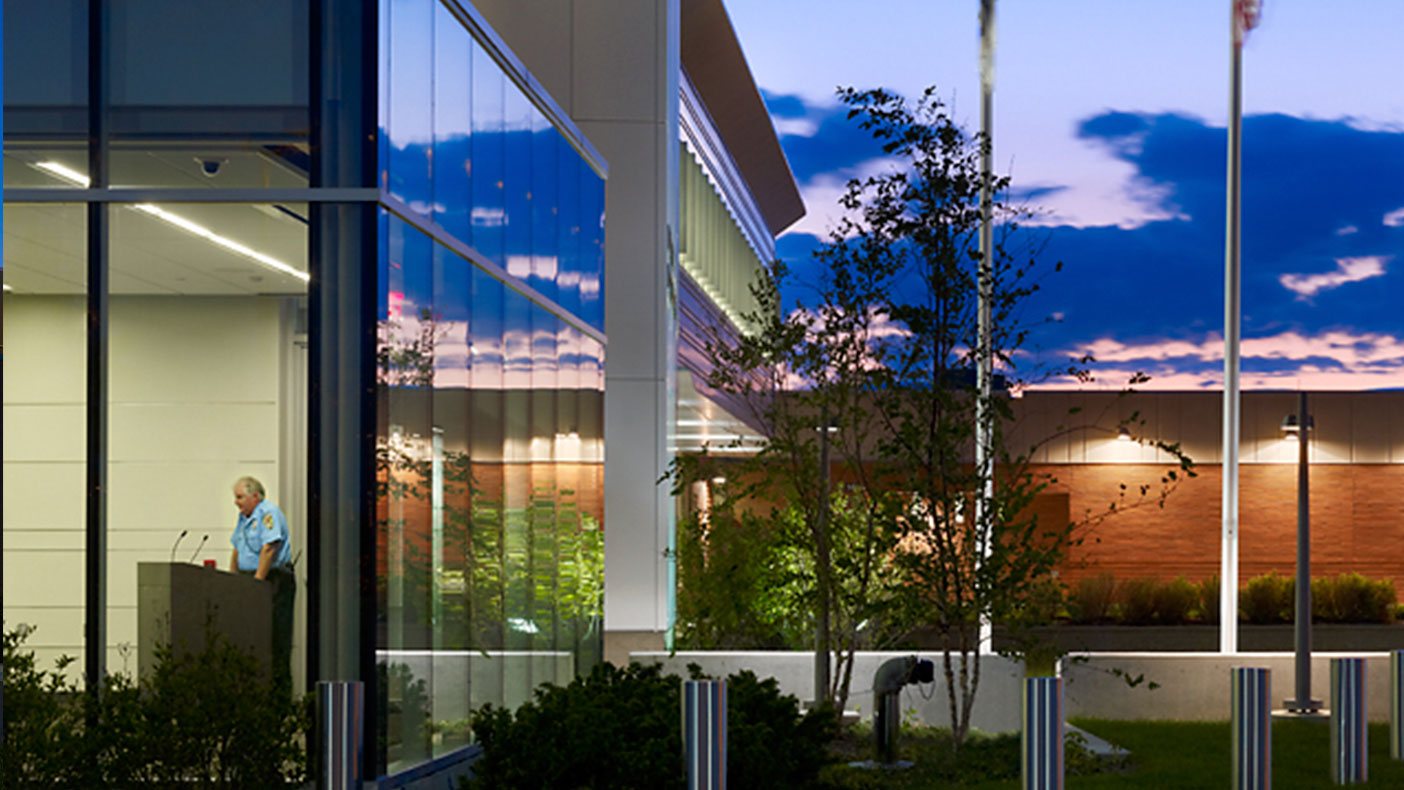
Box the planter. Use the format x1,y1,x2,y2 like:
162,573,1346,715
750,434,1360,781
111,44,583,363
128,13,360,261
988,623,1404,653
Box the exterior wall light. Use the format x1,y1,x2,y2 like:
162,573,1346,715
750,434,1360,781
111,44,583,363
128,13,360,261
1116,426,1132,442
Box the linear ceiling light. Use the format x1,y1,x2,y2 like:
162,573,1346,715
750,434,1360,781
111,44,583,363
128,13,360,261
131,203,309,283
34,160,91,186
31,161,309,283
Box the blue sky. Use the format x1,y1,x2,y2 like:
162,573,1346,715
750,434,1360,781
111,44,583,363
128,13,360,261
727,0,1404,390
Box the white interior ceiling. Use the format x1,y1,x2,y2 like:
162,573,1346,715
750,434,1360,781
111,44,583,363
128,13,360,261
4,145,309,296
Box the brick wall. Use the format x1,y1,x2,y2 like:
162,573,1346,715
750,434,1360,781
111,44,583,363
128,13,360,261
1033,463,1404,596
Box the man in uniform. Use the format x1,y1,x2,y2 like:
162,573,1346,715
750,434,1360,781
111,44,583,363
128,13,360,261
230,475,295,688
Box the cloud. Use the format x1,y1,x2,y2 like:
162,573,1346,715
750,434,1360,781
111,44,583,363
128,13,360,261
1279,256,1389,299
1384,207,1404,227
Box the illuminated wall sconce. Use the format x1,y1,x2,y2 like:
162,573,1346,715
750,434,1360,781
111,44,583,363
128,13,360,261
1116,426,1132,442
1280,413,1314,436
710,476,726,485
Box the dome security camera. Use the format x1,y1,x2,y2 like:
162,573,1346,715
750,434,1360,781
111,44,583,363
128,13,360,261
196,157,227,177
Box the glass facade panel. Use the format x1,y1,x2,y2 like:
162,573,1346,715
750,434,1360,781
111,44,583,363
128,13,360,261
469,44,506,268
3,0,89,186
105,201,309,691
579,168,605,332
432,2,474,246
2,203,89,677
386,0,433,210
377,209,603,773
104,0,311,189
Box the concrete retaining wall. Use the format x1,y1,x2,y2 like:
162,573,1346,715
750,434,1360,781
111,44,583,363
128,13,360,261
631,650,1025,734
1064,652,1396,722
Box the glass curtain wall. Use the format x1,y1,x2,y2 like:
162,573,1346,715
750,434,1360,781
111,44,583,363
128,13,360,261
377,0,604,772
3,1,312,694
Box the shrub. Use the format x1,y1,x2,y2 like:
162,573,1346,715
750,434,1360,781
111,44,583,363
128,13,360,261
1068,573,1117,624
1117,577,1159,625
1152,577,1199,625
1240,573,1294,624
1198,574,1221,624
1,622,308,787
467,662,836,790
1313,573,1396,624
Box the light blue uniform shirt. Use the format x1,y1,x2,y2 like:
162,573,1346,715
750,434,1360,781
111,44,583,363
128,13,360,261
232,499,292,571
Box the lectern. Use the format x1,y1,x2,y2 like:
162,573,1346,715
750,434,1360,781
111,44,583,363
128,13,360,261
137,562,272,680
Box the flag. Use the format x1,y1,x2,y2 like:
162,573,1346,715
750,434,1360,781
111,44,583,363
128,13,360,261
1234,0,1263,46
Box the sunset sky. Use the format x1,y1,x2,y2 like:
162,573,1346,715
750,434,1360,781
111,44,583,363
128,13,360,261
727,0,1404,391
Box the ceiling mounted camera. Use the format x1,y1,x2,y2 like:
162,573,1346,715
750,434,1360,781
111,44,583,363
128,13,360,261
196,157,227,177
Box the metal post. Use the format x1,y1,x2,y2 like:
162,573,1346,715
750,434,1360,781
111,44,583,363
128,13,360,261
1220,1,1245,655
815,411,831,705
683,679,727,790
1331,658,1367,784
1231,667,1271,790
317,680,364,790
975,0,997,656
1286,392,1319,712
1022,676,1064,790
1390,651,1403,760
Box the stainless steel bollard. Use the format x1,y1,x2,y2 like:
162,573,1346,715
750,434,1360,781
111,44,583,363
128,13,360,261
1231,667,1271,790
1330,658,1367,785
683,679,726,790
318,680,364,790
1391,651,1403,761
1021,676,1063,790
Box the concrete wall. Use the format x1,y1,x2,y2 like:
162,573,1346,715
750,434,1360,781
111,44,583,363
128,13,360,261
1064,651,1399,722
633,650,1026,734
3,294,306,684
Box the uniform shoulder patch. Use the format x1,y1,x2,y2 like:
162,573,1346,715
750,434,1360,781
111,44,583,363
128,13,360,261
263,513,274,530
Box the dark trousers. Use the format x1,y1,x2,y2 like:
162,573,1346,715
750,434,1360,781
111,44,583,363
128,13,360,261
267,565,296,689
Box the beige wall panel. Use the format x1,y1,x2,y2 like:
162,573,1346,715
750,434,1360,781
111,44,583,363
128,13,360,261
1006,395,1045,463
3,550,85,609
108,403,278,462
1307,392,1351,463
571,0,660,123
1393,395,1404,462
1351,392,1392,462
107,460,275,534
108,296,280,403
1241,390,1289,462
2,296,87,403
2,462,85,529
5,529,84,551
5,608,84,646
2,405,86,462
470,0,574,110
1175,393,1221,463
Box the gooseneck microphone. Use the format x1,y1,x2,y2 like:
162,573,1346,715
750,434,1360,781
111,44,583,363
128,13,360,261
170,530,188,562
187,535,209,564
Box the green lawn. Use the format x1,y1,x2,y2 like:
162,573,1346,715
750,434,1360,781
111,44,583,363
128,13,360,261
1067,719,1404,789
817,719,1404,789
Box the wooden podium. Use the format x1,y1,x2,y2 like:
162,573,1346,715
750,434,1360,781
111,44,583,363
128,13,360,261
137,562,272,680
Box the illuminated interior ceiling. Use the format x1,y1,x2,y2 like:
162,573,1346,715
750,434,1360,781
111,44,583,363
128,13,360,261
673,369,766,455
3,145,309,296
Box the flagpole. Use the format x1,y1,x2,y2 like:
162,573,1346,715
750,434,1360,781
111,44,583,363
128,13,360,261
976,0,995,655
1220,1,1245,655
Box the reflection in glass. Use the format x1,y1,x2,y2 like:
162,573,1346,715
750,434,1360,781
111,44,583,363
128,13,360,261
377,215,603,773
2,204,88,676
433,2,474,246
3,1,88,185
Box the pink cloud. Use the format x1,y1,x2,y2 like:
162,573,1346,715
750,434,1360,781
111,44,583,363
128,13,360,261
1033,329,1404,391
1278,256,1389,299
1384,206,1404,227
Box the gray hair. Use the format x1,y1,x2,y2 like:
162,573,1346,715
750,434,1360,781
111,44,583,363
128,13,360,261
234,476,266,498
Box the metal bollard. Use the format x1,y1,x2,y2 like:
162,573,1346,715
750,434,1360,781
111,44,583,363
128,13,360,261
1391,651,1403,761
683,679,726,790
1021,676,1063,790
1330,658,1367,785
1231,667,1271,790
317,680,364,790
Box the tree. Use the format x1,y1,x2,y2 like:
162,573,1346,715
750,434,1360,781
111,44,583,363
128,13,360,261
672,86,1193,741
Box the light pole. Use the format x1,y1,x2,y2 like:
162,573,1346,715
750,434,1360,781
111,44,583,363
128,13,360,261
1282,391,1321,714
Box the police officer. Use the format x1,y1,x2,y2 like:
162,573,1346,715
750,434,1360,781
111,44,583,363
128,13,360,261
229,475,294,688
